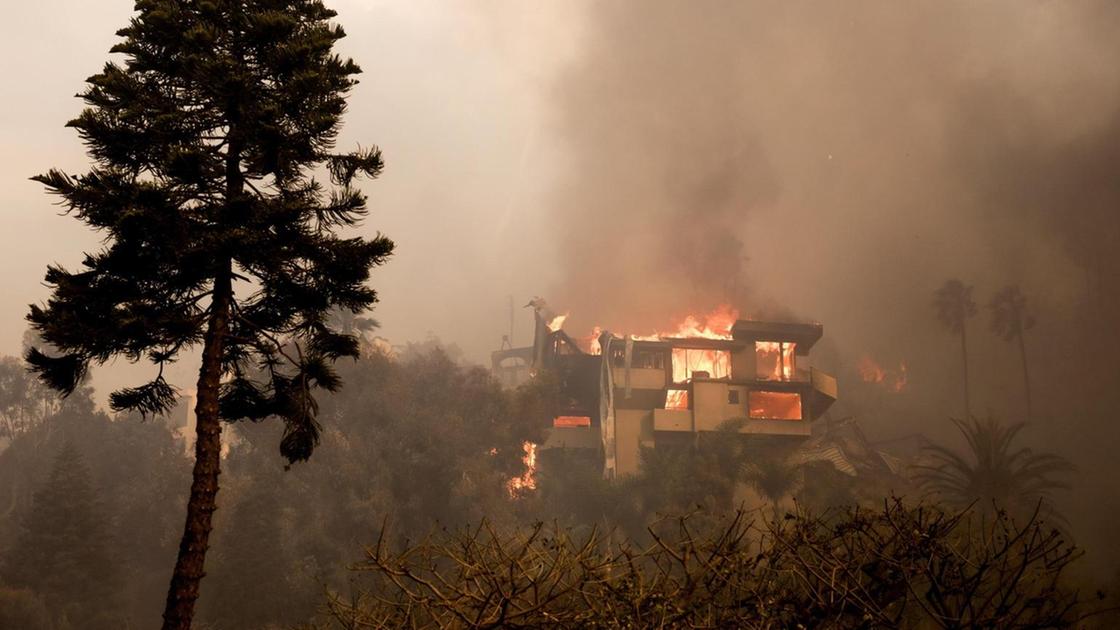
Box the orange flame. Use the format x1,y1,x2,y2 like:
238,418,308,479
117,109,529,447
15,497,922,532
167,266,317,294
670,348,731,382
652,305,739,383
756,341,796,381
585,326,603,355
665,389,689,410
547,314,568,332
554,415,591,427
506,441,537,496
858,355,907,393
635,304,739,341
550,304,741,383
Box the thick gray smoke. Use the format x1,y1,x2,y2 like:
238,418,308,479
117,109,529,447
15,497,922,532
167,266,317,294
543,0,1120,347
538,0,1120,573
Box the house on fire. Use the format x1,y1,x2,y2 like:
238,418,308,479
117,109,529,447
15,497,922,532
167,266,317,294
492,308,839,479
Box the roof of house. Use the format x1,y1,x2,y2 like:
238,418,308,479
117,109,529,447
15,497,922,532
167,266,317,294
732,320,824,350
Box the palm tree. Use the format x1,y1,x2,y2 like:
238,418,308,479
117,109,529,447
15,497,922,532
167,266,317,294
741,447,802,518
913,416,1073,519
934,279,978,418
989,286,1037,421
329,308,381,355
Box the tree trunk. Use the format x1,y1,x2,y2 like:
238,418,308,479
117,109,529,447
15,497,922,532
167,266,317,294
161,270,232,629
1018,332,1033,422
162,110,243,629
960,326,971,419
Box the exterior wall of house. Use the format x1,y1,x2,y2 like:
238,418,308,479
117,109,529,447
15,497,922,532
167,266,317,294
693,380,738,430
612,367,667,390
653,408,691,431
614,409,652,477
543,426,600,450
737,417,812,436
730,347,753,381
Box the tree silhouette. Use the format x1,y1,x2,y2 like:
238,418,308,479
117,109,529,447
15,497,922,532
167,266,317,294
25,2,393,627
934,279,978,417
740,445,802,517
989,285,1037,421
913,415,1073,519
0,356,57,441
2,443,121,628
328,307,380,338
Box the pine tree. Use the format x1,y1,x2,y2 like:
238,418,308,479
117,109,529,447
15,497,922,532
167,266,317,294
204,475,308,627
25,2,393,627
3,443,120,625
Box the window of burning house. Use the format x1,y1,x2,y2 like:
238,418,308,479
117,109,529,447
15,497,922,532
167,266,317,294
611,346,625,366
611,348,665,370
755,341,796,381
636,350,665,369
671,348,731,383
665,389,689,410
553,415,591,428
748,391,802,420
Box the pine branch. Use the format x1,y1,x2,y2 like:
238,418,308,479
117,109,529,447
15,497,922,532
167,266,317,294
108,376,178,417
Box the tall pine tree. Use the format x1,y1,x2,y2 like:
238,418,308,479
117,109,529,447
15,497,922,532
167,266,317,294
3,443,120,627
26,1,393,627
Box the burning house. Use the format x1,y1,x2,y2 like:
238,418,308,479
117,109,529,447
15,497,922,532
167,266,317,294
493,304,838,479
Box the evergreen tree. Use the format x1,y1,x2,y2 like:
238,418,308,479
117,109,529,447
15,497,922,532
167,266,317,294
3,443,121,627
204,474,308,628
0,356,54,441
25,1,393,627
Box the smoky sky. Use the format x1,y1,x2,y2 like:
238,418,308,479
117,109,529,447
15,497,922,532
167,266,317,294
544,1,1120,334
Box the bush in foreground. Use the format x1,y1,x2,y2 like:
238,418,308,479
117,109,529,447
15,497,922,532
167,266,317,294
310,499,1099,629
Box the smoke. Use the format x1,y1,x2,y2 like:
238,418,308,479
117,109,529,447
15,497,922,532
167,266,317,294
541,0,1120,350
536,0,1120,574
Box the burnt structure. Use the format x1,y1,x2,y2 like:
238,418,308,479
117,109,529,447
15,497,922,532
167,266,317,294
494,309,839,479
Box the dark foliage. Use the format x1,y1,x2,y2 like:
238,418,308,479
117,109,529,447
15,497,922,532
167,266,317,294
2,443,123,629
108,375,178,416
914,415,1074,520
26,1,392,624
0,355,63,441
315,500,1092,629
27,0,393,459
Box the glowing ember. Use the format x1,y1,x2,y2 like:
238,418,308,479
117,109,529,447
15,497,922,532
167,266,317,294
506,441,537,496
892,362,908,393
857,355,886,384
858,355,907,393
554,415,591,427
547,314,568,332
